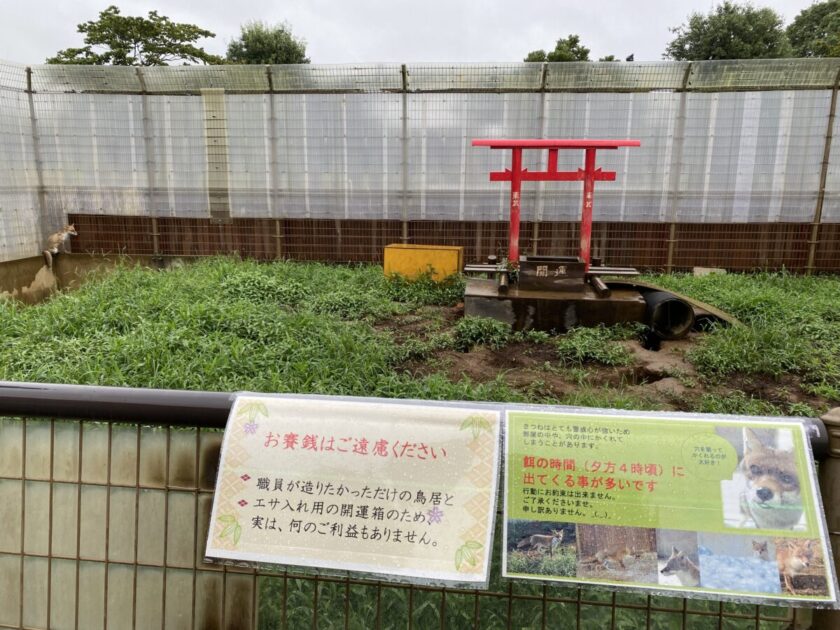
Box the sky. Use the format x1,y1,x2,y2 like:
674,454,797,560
0,0,824,65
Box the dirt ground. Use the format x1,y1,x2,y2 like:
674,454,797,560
387,305,832,413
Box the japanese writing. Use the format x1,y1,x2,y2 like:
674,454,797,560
264,432,447,461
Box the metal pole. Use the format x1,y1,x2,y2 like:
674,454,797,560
508,148,523,263
25,67,47,247
579,148,597,272
807,68,840,274
400,64,410,244
666,62,693,273
0,381,232,427
814,407,840,629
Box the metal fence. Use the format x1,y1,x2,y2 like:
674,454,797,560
0,381,838,629
3,59,840,270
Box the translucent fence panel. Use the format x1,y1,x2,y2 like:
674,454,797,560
5,60,840,266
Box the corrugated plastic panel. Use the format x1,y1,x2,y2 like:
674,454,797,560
818,98,840,223
141,65,269,93
0,61,27,92
687,59,840,90
406,64,542,91
146,96,208,217
30,65,142,94
675,91,829,223
546,62,689,91
540,92,678,223
409,93,542,221
270,64,402,92
0,89,39,262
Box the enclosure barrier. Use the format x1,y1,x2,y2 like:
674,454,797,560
3,59,840,271
0,380,837,629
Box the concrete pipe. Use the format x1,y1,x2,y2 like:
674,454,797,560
644,290,695,340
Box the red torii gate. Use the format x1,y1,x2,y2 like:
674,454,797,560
471,139,640,271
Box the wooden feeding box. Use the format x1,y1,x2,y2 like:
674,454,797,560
383,244,464,281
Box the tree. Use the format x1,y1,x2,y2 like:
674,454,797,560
788,1,840,57
226,21,310,64
525,35,590,62
664,2,791,60
47,5,222,65
598,55,619,62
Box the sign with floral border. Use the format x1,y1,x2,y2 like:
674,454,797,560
206,395,501,587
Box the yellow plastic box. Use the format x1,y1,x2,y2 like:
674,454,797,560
383,244,464,281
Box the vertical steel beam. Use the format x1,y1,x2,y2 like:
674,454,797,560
136,68,161,255
400,64,409,244
666,62,692,273
807,68,840,274
25,67,46,246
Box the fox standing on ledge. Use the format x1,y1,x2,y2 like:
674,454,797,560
43,224,77,269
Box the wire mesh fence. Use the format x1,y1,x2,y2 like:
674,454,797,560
0,416,817,629
2,59,840,269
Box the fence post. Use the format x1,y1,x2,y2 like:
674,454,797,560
25,67,47,248
266,66,283,260
665,62,692,273
814,407,840,629
807,68,840,274
135,67,161,256
533,62,549,256
400,64,409,244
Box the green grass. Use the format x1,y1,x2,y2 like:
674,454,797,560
642,271,840,401
2,261,837,415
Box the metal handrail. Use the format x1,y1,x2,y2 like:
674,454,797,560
0,380,831,459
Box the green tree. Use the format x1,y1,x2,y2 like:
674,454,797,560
226,21,310,64
47,5,222,65
788,0,840,57
598,55,619,62
525,35,590,62
664,1,791,60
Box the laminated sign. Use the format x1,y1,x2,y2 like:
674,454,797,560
206,395,501,587
503,410,838,605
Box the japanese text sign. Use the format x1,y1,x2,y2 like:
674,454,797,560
503,410,838,606
206,395,501,587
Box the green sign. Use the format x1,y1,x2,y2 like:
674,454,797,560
503,410,837,605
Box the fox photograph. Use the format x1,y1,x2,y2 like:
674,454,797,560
773,538,829,597
718,427,806,531
505,520,576,578
576,525,658,583
657,530,701,588
697,533,782,593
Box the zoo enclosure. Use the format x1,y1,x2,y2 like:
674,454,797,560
3,60,840,270
0,380,839,629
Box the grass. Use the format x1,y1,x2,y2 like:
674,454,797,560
643,271,840,403
1,261,837,417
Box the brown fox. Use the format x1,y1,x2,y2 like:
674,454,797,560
582,545,633,570
43,224,77,269
516,529,563,556
775,539,815,595
738,428,803,530
752,540,770,561
659,546,700,586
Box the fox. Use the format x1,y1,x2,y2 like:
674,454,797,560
775,539,816,595
738,428,803,530
752,540,770,561
42,224,77,269
582,545,634,570
659,546,700,586
516,529,564,556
